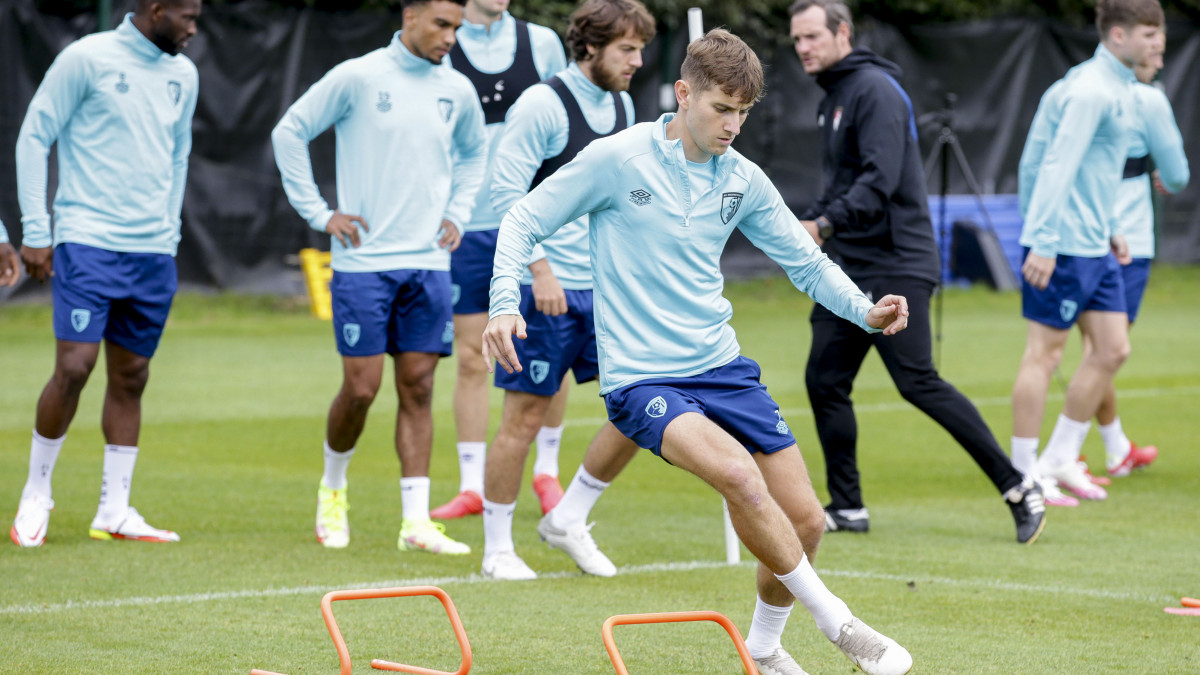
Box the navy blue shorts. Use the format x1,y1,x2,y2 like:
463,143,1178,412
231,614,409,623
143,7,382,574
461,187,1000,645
1021,249,1126,329
493,286,598,396
331,269,454,357
604,356,797,457
52,243,177,357
450,229,498,315
1121,259,1151,323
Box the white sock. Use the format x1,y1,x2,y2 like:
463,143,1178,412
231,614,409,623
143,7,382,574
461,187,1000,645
1099,418,1131,464
775,554,853,641
322,440,354,490
457,442,486,494
22,430,65,501
533,425,564,477
400,476,431,522
744,595,794,659
1010,437,1040,477
95,444,139,525
549,465,609,529
482,498,516,558
1037,415,1091,470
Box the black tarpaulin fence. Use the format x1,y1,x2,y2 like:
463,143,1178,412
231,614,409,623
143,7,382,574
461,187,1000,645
1,0,1196,298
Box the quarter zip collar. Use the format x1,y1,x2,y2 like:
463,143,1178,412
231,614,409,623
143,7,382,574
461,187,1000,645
651,113,736,182
117,13,173,62
562,63,610,108
1094,43,1137,83
388,31,437,74
460,10,511,38
651,113,737,228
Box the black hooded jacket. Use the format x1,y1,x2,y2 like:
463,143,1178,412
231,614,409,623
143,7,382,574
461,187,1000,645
801,48,940,283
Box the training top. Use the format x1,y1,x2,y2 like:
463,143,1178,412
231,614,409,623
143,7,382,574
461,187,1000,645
491,64,635,289
491,114,878,394
272,32,487,273
16,13,198,255
802,48,940,284
1112,82,1190,260
447,12,566,232
1019,44,1137,259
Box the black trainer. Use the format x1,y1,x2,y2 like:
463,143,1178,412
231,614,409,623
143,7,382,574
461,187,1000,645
824,507,870,533
1005,477,1046,545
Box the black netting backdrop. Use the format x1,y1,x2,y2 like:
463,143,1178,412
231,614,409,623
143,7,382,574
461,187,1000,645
1,0,1197,298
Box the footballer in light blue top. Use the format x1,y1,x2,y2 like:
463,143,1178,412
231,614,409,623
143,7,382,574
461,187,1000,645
1018,44,1137,259
1113,81,1189,259
447,10,566,233
491,114,879,395
15,13,199,255
0,219,9,245
272,31,488,273
491,63,636,290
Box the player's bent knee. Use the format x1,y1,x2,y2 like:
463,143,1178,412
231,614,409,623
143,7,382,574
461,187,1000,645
54,354,98,390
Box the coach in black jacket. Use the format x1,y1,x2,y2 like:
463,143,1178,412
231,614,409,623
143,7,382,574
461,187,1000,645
788,0,1045,544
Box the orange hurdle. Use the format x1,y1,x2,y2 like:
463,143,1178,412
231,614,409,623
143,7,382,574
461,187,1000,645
323,586,472,675
252,585,471,675
601,611,758,675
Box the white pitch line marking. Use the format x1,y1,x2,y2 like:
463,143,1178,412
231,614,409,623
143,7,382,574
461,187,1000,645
0,559,1175,615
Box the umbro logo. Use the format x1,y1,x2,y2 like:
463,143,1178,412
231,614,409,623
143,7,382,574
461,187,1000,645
629,189,652,206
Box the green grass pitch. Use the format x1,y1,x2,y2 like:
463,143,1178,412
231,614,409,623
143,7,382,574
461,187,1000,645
2,267,1199,673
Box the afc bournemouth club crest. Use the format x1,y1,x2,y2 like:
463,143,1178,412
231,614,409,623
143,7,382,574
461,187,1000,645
721,192,743,224
116,73,129,94
437,98,454,122
645,395,668,418
629,189,652,206
70,309,91,333
376,91,392,113
1059,299,1078,323
167,80,181,105
832,106,843,132
342,323,361,348
529,360,550,384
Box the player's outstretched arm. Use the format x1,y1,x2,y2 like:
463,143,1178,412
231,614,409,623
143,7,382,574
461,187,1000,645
864,294,909,335
482,314,528,374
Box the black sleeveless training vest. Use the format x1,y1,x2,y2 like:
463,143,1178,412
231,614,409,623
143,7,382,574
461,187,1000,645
448,19,541,125
529,76,629,190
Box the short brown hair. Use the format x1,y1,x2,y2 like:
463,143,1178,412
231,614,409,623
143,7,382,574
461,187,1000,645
1095,0,1164,38
680,28,765,104
788,0,855,40
566,0,657,63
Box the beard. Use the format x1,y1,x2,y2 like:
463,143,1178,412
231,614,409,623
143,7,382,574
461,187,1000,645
150,29,184,56
592,57,631,93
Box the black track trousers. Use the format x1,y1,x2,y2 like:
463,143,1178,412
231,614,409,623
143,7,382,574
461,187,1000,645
805,276,1022,511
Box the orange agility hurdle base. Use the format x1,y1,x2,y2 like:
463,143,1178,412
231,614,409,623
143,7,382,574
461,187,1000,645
252,585,472,675
601,611,758,675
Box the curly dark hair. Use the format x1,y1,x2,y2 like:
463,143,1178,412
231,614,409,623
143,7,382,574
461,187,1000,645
566,0,657,63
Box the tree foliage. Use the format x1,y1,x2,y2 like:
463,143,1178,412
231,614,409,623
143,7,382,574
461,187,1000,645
39,0,1200,29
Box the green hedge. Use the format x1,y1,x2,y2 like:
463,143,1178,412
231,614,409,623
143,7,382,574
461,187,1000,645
42,0,1200,33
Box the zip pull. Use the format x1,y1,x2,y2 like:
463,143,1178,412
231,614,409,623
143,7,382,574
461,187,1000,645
683,214,691,228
